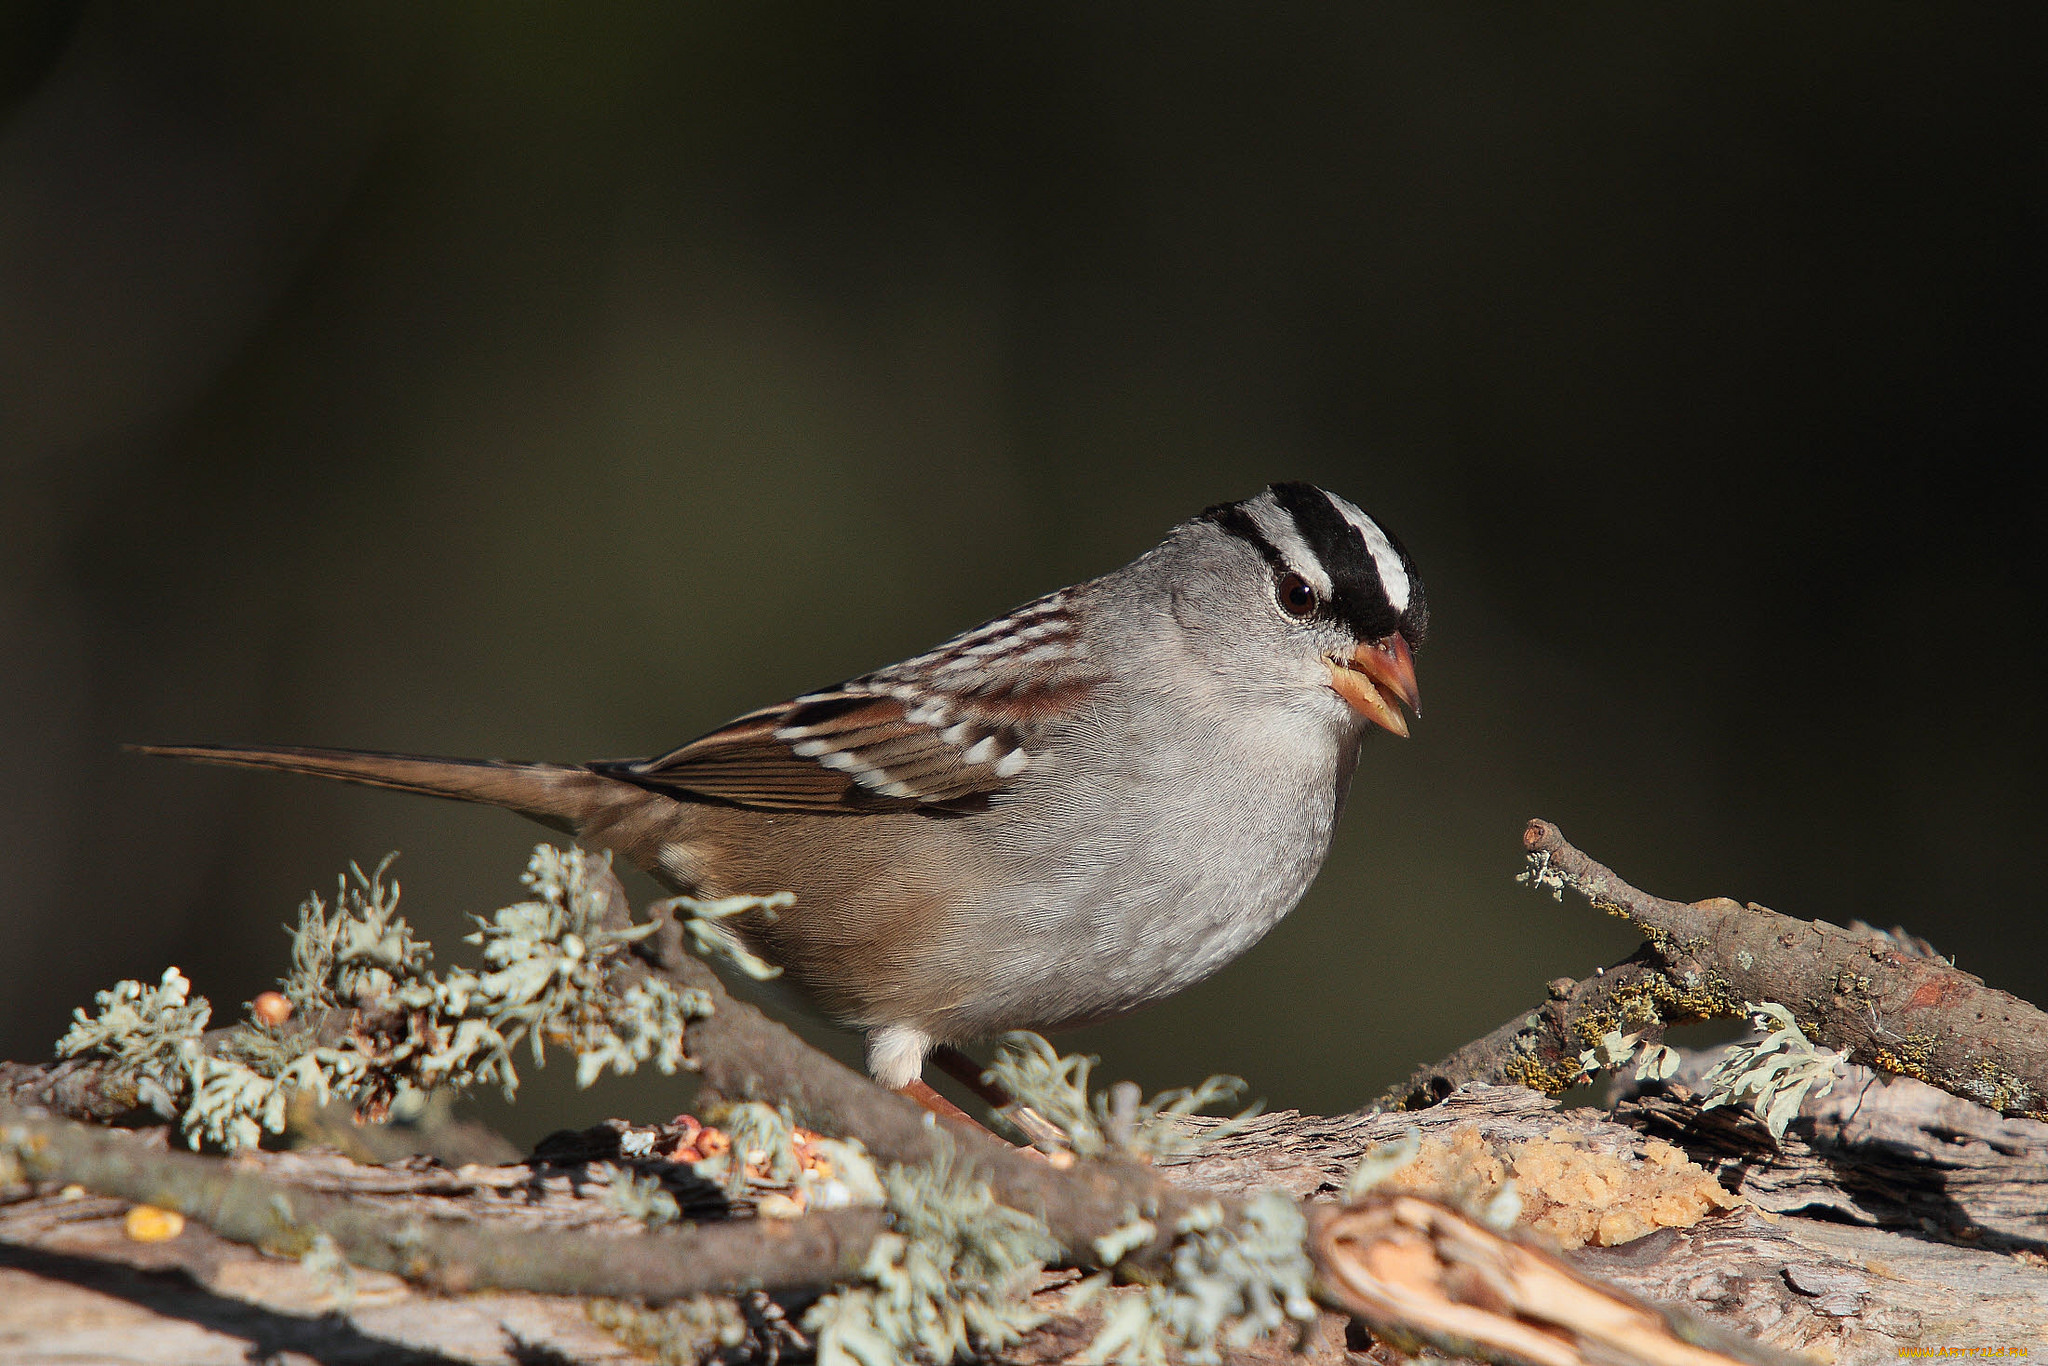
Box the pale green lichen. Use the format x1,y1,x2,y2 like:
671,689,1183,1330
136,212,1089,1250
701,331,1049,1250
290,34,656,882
299,1231,358,1310
1516,850,1567,901
650,891,792,981
803,1143,1058,1366
980,1032,1255,1160
184,1051,337,1152
1700,1001,1849,1142
53,845,754,1151
279,853,430,1017
1340,1126,1422,1203
1477,1180,1524,1233
694,1101,801,1199
1071,1191,1318,1366
588,1296,754,1365
1575,1027,1680,1086
800,1135,889,1211
56,967,211,1120
416,844,708,1096
602,1166,682,1227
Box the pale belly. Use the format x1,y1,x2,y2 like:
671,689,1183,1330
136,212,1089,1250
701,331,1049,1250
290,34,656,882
908,737,1352,1038
644,717,1360,1047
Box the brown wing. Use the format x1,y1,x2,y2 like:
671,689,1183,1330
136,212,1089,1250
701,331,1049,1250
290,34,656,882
598,589,1101,813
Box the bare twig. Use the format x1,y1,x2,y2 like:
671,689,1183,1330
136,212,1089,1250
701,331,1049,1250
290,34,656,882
0,1058,162,1123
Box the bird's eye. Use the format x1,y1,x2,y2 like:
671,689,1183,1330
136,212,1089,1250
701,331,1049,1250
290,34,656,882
1277,572,1317,617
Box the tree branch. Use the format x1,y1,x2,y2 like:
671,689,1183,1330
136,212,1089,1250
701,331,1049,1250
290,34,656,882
1381,818,2048,1121
0,1100,884,1300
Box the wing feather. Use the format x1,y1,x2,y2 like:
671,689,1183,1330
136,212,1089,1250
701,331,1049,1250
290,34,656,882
596,589,1101,813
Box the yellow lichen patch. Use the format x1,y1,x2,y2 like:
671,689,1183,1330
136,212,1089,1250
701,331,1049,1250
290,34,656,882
124,1204,186,1242
1511,1133,1741,1247
1373,1125,1741,1250
1375,1127,1506,1206
1498,1050,1587,1096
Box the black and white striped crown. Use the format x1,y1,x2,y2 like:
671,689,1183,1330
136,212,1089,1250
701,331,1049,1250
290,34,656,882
1202,482,1427,646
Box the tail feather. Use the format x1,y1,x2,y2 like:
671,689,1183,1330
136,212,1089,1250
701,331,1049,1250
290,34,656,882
128,743,613,835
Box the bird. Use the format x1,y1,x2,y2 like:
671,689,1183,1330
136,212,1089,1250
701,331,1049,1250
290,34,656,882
136,482,1426,1104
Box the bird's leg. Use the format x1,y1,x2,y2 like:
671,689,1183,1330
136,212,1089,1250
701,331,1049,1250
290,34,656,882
930,1044,1013,1107
894,1080,1063,1165
929,1044,1072,1154
894,1079,1004,1138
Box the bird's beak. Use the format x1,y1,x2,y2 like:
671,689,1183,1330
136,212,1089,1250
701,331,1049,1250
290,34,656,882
1327,633,1420,737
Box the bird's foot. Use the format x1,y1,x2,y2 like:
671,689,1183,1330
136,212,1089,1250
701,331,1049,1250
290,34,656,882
918,1046,1075,1163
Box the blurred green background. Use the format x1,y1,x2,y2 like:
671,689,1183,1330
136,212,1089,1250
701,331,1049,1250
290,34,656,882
2,3,2042,1146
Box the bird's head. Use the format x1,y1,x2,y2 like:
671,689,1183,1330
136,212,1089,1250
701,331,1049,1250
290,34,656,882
1162,481,1426,738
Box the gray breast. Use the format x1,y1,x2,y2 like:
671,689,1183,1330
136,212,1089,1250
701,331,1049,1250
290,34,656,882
925,713,1353,1037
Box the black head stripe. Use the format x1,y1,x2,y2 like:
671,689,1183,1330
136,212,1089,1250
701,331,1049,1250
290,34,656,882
1199,499,1288,573
1265,482,1401,641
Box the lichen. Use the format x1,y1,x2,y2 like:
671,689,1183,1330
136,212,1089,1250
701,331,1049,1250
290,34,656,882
1071,1191,1319,1366
299,1231,358,1310
602,1166,683,1227
802,1143,1058,1366
56,967,211,1120
1516,851,1567,901
1575,1027,1679,1086
0,1126,26,1190
1344,1127,1520,1233
52,845,752,1151
1341,1126,1422,1203
588,1295,754,1365
650,891,793,981
1699,1001,1849,1142
1497,1035,1588,1097
694,1101,801,1200
1870,1028,1940,1083
1612,964,1742,1028
980,1032,1255,1160
1950,1058,2038,1118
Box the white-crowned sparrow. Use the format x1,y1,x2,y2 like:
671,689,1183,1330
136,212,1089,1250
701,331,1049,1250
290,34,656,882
139,482,1426,1091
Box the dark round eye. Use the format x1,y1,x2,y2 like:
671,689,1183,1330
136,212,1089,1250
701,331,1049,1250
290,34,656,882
1277,571,1317,617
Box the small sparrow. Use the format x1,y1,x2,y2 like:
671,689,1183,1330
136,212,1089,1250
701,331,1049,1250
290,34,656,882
139,483,1425,1094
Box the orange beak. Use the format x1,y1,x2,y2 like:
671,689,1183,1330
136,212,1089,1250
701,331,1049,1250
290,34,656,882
1327,633,1420,737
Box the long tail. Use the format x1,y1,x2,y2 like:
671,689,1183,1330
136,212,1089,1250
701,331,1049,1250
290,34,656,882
128,743,617,835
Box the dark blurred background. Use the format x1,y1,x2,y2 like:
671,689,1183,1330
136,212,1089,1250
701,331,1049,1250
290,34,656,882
2,3,2043,1146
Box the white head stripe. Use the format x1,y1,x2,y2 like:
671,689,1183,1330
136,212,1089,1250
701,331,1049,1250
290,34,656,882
1244,493,1335,596
1322,490,1411,613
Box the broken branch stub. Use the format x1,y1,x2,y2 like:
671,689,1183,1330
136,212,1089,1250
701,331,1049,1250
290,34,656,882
1308,1194,1805,1366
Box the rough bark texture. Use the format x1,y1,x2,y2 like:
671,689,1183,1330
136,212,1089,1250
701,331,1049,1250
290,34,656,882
1611,1058,2048,1251
0,1059,163,1125
1159,1084,1643,1198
